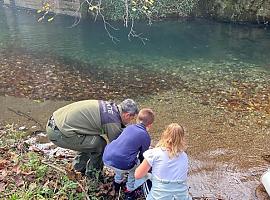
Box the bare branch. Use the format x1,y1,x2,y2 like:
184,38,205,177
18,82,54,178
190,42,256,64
68,0,86,28
128,18,148,45
96,0,119,43
66,0,159,43
124,0,129,27
7,107,43,129
101,15,120,43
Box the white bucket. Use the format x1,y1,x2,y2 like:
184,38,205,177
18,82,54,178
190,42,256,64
261,169,270,196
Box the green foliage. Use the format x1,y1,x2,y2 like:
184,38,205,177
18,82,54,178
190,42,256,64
23,152,41,171
155,0,198,17
3,124,28,140
2,150,85,200
86,0,199,21
9,194,20,200
60,175,78,191
36,165,48,178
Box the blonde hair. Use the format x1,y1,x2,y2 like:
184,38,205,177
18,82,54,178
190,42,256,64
156,123,186,158
137,108,155,126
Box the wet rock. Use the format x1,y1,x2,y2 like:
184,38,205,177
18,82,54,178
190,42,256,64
201,100,210,106
262,155,270,163
18,126,27,131
228,119,236,127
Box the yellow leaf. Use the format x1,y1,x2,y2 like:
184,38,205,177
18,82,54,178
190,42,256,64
89,5,98,11
47,17,54,22
143,6,148,10
37,10,42,13
38,17,43,22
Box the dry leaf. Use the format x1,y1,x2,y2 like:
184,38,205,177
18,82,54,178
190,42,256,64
14,175,24,187
0,182,6,193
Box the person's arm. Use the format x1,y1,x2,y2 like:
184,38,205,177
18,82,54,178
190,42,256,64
135,159,151,179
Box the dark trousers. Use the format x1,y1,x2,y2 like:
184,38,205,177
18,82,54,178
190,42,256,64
46,123,107,175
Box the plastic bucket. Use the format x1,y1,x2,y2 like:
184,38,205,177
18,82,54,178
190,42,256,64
261,169,270,196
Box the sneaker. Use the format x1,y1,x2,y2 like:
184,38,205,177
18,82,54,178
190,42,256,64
124,190,136,200
133,186,144,198
113,181,125,192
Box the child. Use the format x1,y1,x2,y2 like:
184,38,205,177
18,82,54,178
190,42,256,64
135,123,192,200
102,108,155,200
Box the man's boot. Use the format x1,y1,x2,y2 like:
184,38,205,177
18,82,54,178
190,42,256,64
73,153,90,174
85,153,104,180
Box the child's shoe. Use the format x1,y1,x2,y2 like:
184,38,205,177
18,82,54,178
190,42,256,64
124,190,136,200
133,186,144,198
113,181,125,192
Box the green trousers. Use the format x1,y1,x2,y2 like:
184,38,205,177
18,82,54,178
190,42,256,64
46,124,106,176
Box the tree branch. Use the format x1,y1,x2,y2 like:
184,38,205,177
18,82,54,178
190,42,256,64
7,107,43,129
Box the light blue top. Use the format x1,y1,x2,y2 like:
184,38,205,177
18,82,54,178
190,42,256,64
143,147,189,181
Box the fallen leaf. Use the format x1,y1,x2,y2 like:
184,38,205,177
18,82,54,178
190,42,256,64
12,164,21,174
0,160,9,170
0,182,6,193
14,175,24,187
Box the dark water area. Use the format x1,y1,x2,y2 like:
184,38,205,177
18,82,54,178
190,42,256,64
1,4,270,200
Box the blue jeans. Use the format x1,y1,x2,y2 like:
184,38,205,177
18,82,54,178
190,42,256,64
105,163,147,191
146,175,192,200
114,164,137,191
104,164,137,191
